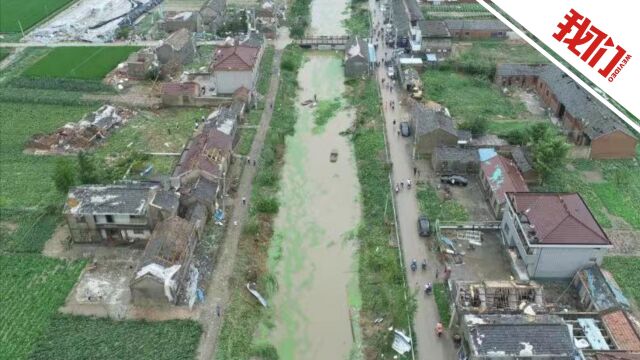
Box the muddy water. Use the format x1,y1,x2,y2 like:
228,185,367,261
266,54,362,360
309,0,349,36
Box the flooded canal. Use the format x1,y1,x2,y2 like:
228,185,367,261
266,54,362,359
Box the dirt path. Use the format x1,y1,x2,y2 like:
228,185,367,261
195,42,286,360
369,1,456,358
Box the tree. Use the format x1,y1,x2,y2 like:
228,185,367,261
460,116,489,137
77,152,100,184
53,158,76,193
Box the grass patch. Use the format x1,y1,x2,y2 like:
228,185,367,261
603,256,640,306
313,98,342,130
0,255,85,360
23,47,138,80
423,69,528,123
0,0,74,33
416,184,469,222
30,315,201,360
215,45,304,360
433,283,452,325
0,102,92,209
347,77,415,356
257,46,275,96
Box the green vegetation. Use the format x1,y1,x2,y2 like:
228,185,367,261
347,77,415,355
417,184,469,222
288,0,312,38
423,70,529,123
0,0,74,33
433,283,452,325
215,46,304,360
24,47,138,80
257,46,275,96
603,257,640,305
344,1,370,37
0,255,85,360
313,98,342,130
30,315,201,360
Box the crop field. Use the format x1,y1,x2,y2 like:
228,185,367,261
23,47,138,80
0,255,86,360
0,0,74,33
30,315,202,360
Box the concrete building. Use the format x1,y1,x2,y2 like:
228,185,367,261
445,19,510,40
344,37,369,78
479,151,529,219
412,103,459,155
460,314,577,359
63,182,175,244
431,146,479,174
495,64,638,159
159,11,202,33
161,82,200,106
155,28,196,65
211,43,262,94
501,192,613,279
130,216,198,305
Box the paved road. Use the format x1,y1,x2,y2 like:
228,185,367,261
0,40,225,48
368,1,457,359
195,42,285,360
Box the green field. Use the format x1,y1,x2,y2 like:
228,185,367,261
30,315,202,360
0,255,86,360
23,47,138,80
603,256,640,306
0,0,74,33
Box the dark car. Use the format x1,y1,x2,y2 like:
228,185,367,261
418,215,430,237
400,121,411,137
440,175,469,186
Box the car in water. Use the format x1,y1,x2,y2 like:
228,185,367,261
400,121,410,137
418,215,430,237
440,175,469,186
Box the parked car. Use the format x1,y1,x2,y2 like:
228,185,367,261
387,66,395,79
418,215,430,237
400,121,410,137
440,175,469,186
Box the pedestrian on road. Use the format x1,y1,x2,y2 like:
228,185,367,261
216,304,221,317
242,197,246,205
413,167,417,176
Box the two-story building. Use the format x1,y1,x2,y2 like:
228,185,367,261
501,192,612,279
63,182,178,244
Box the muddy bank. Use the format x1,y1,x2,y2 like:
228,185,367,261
266,54,362,360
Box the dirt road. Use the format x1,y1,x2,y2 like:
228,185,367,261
368,1,457,358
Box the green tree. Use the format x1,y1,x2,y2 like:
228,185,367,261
460,116,489,137
78,152,101,184
53,158,76,193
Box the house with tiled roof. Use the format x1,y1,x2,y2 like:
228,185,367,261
479,150,529,219
501,192,613,279
210,39,263,94
494,63,638,159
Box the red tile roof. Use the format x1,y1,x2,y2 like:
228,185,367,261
161,82,199,96
508,192,611,246
212,45,260,71
480,155,528,205
602,310,640,351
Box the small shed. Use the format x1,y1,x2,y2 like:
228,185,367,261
431,146,479,174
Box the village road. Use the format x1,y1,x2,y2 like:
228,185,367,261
196,33,288,360
368,1,457,359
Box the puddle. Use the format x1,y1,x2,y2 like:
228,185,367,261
309,0,349,36
265,54,362,360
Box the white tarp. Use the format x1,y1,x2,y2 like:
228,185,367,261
136,263,181,302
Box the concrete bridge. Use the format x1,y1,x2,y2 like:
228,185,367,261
292,36,350,50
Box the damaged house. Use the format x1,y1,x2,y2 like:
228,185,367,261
501,192,612,280
494,64,638,159
130,216,199,305
64,182,177,244
460,314,578,359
